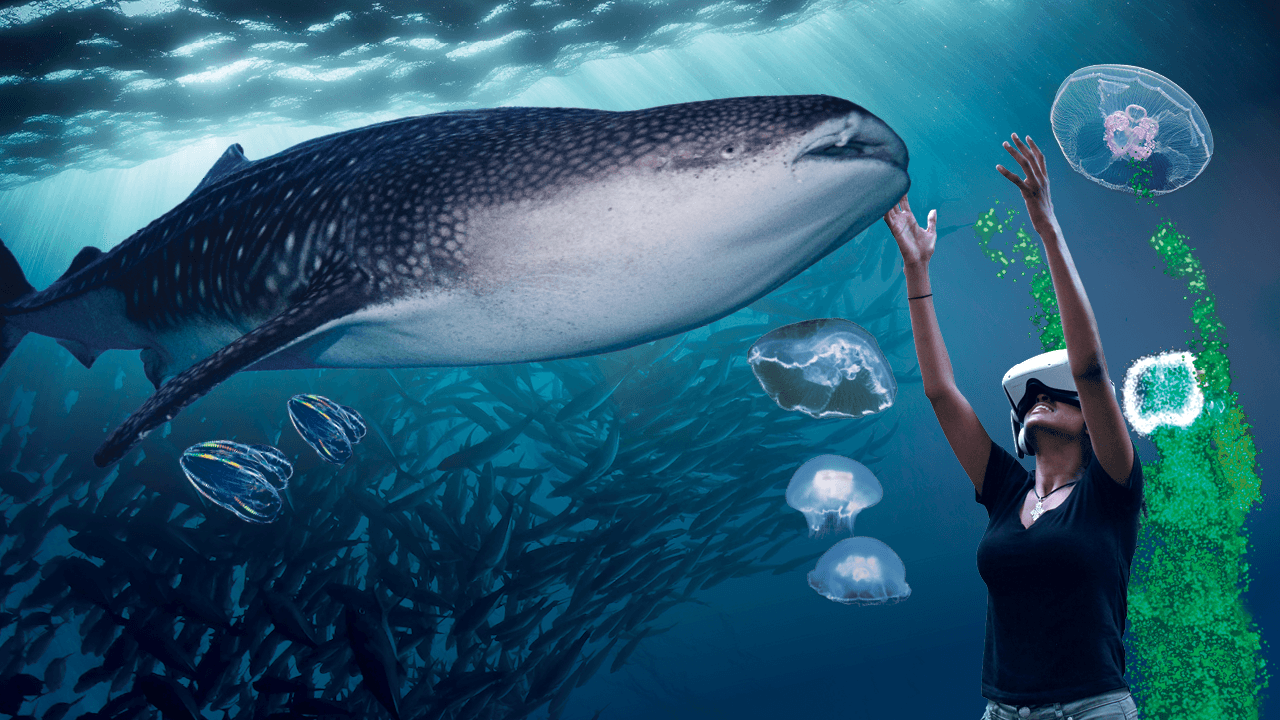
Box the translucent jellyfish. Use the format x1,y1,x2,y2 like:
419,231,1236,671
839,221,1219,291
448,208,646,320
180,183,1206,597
287,395,367,465
1050,65,1212,195
245,444,294,490
786,454,882,536
808,536,910,606
179,440,294,524
748,318,896,419
1122,351,1205,436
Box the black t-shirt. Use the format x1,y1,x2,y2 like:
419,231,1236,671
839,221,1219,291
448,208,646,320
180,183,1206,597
975,438,1144,705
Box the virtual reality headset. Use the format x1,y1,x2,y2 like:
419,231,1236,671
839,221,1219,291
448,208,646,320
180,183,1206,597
1002,349,1114,458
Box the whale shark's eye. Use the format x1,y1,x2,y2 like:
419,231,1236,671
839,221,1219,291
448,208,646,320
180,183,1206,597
720,144,738,159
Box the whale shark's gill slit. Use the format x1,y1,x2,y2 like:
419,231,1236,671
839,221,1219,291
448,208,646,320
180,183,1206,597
92,266,372,468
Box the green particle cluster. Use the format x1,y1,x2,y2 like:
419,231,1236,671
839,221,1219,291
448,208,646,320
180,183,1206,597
972,207,1268,719
1127,159,1159,205
972,204,1062,351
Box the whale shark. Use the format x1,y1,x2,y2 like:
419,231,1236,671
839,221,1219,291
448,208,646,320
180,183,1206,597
0,95,909,467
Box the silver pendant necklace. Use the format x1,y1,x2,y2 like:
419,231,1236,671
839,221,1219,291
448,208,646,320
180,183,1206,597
1030,480,1080,522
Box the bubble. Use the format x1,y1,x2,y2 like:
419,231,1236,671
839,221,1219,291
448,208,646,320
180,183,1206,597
1122,351,1205,436
786,454,882,536
807,536,910,606
1051,65,1213,196
287,395,367,465
748,318,896,419
179,440,293,524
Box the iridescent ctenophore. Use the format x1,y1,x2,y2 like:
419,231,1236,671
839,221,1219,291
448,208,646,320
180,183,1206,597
287,395,367,465
179,441,294,524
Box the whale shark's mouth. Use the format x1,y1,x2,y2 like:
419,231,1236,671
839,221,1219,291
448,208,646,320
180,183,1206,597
796,134,906,168
802,139,879,159
793,113,908,169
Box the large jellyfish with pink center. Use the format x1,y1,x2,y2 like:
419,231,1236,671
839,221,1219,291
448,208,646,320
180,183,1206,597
1050,64,1212,195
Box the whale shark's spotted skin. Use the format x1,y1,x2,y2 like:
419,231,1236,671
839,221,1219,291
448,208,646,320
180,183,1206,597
0,95,909,467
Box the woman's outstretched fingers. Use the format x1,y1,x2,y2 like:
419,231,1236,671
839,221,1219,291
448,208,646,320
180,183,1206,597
1011,133,1032,158
996,163,1026,189
1005,138,1034,177
1027,136,1049,177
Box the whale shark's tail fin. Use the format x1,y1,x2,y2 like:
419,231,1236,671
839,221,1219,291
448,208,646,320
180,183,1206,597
0,239,34,370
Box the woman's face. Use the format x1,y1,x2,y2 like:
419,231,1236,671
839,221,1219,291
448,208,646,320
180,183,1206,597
1023,391,1086,445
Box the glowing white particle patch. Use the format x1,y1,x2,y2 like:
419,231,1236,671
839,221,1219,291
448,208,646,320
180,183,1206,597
1122,350,1205,435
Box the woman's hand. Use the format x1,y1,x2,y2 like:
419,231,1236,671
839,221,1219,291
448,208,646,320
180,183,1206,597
882,195,936,267
997,133,1058,236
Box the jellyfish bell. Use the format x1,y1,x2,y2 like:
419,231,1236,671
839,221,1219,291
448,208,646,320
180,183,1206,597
807,536,910,606
786,454,883,536
247,444,294,490
179,440,288,524
1051,64,1212,195
748,318,896,419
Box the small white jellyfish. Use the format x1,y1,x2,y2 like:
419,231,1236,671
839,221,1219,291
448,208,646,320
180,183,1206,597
808,536,910,606
786,454,882,536
748,318,896,419
1122,350,1205,436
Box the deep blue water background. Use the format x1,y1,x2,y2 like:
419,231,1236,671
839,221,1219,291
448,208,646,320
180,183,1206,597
1,0,1277,717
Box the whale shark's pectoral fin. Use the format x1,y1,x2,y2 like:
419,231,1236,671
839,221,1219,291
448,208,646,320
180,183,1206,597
92,266,371,468
57,339,101,369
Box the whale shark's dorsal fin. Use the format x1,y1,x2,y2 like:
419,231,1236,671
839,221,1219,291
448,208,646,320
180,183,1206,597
191,144,250,197
57,246,104,282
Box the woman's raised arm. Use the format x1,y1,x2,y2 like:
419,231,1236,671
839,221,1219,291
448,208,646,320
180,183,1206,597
997,133,1134,483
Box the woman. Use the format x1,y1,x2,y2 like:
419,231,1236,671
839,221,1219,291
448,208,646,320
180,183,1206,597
883,134,1144,720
